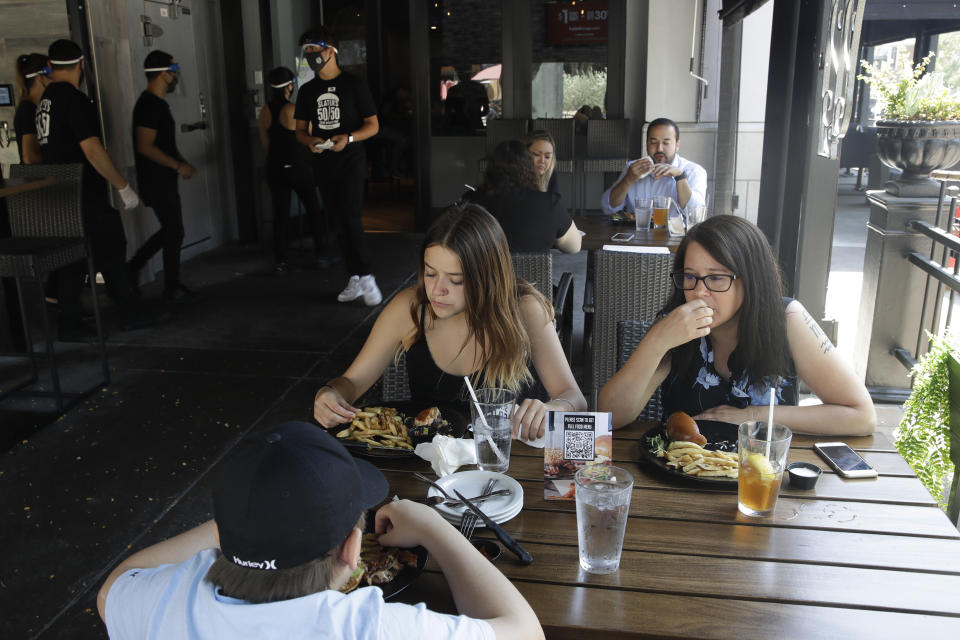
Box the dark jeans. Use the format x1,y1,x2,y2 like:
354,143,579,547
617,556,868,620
129,189,185,292
267,164,327,264
59,200,138,325
313,144,372,276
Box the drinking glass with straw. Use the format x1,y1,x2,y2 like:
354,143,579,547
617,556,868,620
464,376,513,473
737,385,792,517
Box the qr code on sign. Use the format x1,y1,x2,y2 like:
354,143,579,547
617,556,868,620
564,430,594,461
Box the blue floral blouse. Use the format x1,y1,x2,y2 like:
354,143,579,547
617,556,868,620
660,324,797,417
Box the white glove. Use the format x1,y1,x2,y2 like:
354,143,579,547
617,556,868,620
117,184,140,210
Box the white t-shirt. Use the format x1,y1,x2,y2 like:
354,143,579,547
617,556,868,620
105,549,495,640
600,154,708,215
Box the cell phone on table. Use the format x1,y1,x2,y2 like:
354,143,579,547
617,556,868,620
813,442,878,478
611,232,634,242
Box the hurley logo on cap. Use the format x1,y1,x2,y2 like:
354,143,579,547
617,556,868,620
232,556,278,570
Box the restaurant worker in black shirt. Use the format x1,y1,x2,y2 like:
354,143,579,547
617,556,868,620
13,53,50,164
37,39,154,337
127,50,198,302
294,27,383,307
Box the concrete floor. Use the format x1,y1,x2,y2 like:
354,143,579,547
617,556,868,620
0,173,905,638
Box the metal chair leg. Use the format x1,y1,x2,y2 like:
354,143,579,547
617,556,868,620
35,272,63,413
87,253,109,384
14,276,39,383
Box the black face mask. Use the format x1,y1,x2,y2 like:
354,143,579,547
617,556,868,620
167,75,178,93
307,52,328,75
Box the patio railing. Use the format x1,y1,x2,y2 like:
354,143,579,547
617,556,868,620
892,172,960,374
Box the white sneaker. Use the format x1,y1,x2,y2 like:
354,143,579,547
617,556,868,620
337,275,362,302
360,274,383,306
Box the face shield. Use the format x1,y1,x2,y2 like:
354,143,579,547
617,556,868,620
145,61,184,96
296,41,338,83
269,77,297,102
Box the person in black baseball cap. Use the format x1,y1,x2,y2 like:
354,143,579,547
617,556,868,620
97,422,542,639
13,53,50,164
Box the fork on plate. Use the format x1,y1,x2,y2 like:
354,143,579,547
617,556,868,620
459,478,497,541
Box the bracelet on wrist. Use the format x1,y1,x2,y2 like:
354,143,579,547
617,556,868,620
551,397,575,410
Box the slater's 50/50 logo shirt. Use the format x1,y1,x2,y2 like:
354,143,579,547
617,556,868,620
294,71,376,139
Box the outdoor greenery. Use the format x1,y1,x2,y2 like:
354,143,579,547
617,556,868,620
897,332,957,507
562,68,607,115
859,52,960,121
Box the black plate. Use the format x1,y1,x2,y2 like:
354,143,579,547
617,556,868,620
333,402,468,459
637,420,739,486
350,521,428,599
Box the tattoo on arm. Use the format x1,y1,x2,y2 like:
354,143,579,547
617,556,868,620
800,310,834,354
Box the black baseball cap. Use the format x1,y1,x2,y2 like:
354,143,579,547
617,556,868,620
18,53,48,79
213,422,388,571
48,39,84,65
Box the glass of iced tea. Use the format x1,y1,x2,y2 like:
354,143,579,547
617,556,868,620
737,421,792,517
652,195,671,228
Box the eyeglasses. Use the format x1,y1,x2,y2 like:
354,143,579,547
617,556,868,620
671,271,736,292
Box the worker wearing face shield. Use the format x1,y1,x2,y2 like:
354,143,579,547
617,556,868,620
293,27,382,307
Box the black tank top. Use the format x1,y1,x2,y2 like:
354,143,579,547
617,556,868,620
266,101,303,171
404,305,548,407
405,306,471,408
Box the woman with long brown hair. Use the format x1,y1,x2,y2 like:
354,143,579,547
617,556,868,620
599,215,875,435
13,53,49,164
524,129,558,194
314,202,585,440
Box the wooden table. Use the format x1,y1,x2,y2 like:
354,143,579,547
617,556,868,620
575,214,682,253
370,423,960,638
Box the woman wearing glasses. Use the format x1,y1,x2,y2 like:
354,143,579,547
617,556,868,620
599,215,875,435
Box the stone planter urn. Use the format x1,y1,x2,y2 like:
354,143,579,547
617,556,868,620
875,120,960,196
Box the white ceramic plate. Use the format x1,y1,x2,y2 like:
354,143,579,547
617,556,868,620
427,470,523,521
437,500,523,528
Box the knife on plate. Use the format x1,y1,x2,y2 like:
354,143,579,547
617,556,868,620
453,489,533,565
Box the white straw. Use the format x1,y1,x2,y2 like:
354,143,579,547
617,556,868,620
463,376,507,466
765,387,775,458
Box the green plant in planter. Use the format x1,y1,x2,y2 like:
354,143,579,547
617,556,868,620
897,332,957,507
859,52,960,121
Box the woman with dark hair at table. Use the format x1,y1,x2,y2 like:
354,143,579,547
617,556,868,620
13,53,50,164
466,140,580,254
599,215,875,435
314,202,585,441
257,66,331,274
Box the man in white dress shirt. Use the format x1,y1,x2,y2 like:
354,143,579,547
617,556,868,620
601,117,707,215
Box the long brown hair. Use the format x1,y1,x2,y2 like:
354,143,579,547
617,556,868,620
479,140,540,197
524,129,557,192
665,215,793,385
406,203,551,391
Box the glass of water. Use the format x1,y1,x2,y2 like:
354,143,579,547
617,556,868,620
634,198,653,232
575,465,633,574
470,388,516,473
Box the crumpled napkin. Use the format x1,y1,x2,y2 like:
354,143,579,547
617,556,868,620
414,435,477,477
627,155,654,179
516,433,545,449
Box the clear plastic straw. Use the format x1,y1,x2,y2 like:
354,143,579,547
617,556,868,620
463,376,507,466
765,387,775,458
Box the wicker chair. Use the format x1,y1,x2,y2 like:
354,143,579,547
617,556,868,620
617,319,662,421
588,249,672,408
511,252,575,363
380,352,412,402
0,163,109,412
580,119,631,214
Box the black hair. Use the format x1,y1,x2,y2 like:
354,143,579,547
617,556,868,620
478,140,540,197
144,50,174,81
648,117,680,141
299,26,334,47
265,67,296,107
665,215,792,386
15,53,47,97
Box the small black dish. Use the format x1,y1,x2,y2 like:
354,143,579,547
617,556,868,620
472,539,502,563
787,462,822,490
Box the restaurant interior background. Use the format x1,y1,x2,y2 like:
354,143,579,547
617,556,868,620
1,0,959,393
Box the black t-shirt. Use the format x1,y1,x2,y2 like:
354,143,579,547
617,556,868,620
133,91,180,190
468,188,572,254
14,100,37,161
294,71,376,140
36,81,108,206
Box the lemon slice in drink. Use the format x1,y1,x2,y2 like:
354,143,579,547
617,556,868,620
745,453,777,482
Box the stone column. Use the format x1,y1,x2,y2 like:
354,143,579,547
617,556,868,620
854,190,942,398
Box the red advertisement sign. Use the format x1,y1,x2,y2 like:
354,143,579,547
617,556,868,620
545,1,609,45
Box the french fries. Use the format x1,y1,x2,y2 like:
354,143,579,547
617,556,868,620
336,406,414,450
655,440,739,478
